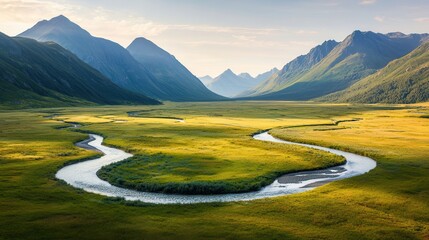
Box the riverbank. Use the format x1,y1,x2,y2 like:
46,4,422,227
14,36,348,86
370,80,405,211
56,131,375,204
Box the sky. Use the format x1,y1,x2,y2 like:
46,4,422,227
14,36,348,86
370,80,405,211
1,0,429,77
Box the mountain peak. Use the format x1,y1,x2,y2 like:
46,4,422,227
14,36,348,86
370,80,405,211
19,15,90,40
352,30,363,35
323,39,338,45
51,15,70,22
222,69,235,75
350,30,379,39
130,37,151,45
127,36,170,59
349,30,365,40
386,32,407,38
342,30,380,47
45,15,78,29
239,72,254,80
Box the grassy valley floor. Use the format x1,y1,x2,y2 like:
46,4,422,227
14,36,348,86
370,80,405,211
0,101,428,239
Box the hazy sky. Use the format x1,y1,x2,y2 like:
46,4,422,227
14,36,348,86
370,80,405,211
1,0,428,77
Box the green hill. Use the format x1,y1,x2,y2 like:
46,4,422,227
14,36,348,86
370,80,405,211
0,32,159,108
321,41,429,103
242,40,338,97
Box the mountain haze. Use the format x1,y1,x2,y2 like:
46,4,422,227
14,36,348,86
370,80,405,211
207,69,262,97
254,67,279,83
127,37,222,101
238,73,254,81
199,75,214,85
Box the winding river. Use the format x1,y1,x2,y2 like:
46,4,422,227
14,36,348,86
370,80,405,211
56,132,376,204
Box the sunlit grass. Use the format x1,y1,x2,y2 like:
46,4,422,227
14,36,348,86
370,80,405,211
0,102,428,239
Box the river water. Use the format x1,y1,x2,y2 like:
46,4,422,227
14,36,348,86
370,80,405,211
56,132,376,204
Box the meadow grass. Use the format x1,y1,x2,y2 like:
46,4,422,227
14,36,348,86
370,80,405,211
0,102,427,239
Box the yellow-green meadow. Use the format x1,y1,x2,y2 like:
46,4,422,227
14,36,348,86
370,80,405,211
0,101,428,239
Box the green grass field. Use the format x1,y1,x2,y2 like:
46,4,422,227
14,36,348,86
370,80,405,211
0,101,428,239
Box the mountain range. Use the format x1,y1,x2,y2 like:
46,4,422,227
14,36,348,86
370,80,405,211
1,13,429,107
0,32,159,108
203,68,279,97
19,15,222,102
126,37,222,101
245,31,429,101
240,40,339,97
321,41,429,103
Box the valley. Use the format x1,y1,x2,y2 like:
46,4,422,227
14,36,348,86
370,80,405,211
0,102,428,239
1,2,429,239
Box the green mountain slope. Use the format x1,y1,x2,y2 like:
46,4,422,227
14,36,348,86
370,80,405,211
0,32,159,108
321,41,429,103
251,31,428,100
242,40,338,97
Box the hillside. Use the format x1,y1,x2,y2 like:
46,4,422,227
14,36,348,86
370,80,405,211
0,32,159,108
243,40,338,97
254,67,279,83
127,37,222,101
321,41,429,103
251,31,428,100
19,15,220,101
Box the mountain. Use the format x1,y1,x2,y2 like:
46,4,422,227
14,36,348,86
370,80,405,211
254,67,279,83
237,67,281,97
206,69,261,97
250,31,429,100
199,75,214,85
321,41,429,103
238,72,254,81
244,40,339,97
126,37,222,101
0,32,159,108
19,15,221,101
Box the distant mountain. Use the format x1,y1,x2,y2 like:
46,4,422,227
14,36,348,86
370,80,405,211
254,67,279,83
250,31,429,100
238,72,254,81
199,75,214,85
321,41,429,103
0,32,159,108
19,15,221,101
126,37,222,101
206,69,261,97
244,40,338,97
237,67,281,97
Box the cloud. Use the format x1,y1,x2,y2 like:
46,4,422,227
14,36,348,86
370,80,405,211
0,0,75,20
359,0,377,5
184,39,317,50
374,16,385,22
166,24,281,36
414,17,429,22
0,0,282,46
296,30,319,35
